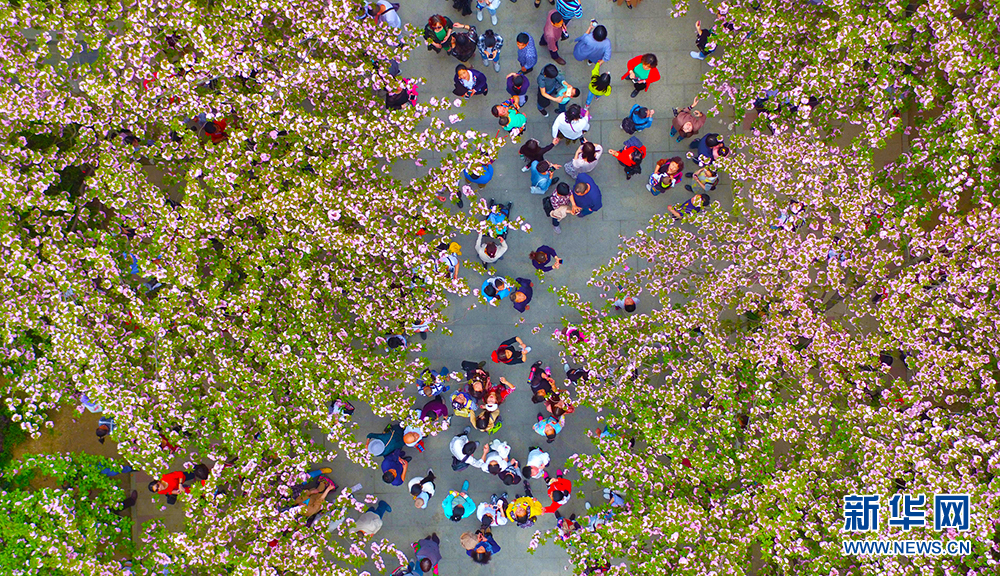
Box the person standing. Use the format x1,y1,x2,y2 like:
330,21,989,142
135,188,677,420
510,277,534,312
96,416,115,444
516,32,538,73
519,138,555,169
536,63,565,117
666,193,712,220
529,160,561,195
529,245,562,272
408,471,436,509
363,1,402,29
478,29,504,72
555,0,583,21
585,63,612,108
449,30,479,64
647,157,684,196
690,20,716,60
453,64,488,97
572,174,602,216
539,10,567,65
671,96,706,142
477,497,510,529
622,53,660,98
608,137,645,180
467,528,502,564
612,295,639,312
442,481,476,521
367,423,405,458
492,336,530,365
476,0,501,25
546,182,579,234
482,276,511,303
551,104,590,145
505,483,543,527
533,413,566,443
541,471,573,513
450,427,486,471
505,71,530,106
573,21,611,64
621,104,654,134
381,447,411,486
475,231,508,271
356,500,393,536
522,446,551,479
414,534,443,575
563,140,603,179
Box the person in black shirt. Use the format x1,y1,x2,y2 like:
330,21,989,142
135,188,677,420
690,20,716,60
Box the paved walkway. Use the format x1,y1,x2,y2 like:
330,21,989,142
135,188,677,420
327,1,729,574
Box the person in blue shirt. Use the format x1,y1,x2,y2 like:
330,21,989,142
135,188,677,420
442,480,476,521
467,529,502,564
516,32,537,73
529,160,561,194
464,163,494,188
572,174,602,217
624,104,654,133
481,277,512,304
573,22,612,64
381,448,411,486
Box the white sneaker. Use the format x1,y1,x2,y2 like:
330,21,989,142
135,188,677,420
690,51,706,60
646,184,652,192
491,13,498,25
477,9,483,21
521,166,530,172
494,61,501,72
483,59,490,68
553,224,562,234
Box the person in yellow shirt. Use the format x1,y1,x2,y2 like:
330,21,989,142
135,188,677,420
505,482,543,527
585,62,611,109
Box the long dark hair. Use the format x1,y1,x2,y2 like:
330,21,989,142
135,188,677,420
581,142,597,162
565,104,582,123
590,72,611,93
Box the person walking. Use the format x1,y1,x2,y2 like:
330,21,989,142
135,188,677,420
572,174,602,216
621,104,654,134
424,15,459,53
409,470,437,509
551,104,590,145
647,157,684,195
622,53,660,98
516,32,538,73
492,336,530,365
453,64,488,97
536,63,566,117
529,245,562,272
477,29,503,72
510,277,533,312
585,63,612,108
539,10,568,65
608,137,645,180
476,0,501,25
529,160,561,195
671,96,706,142
573,21,611,64
414,534,443,575
563,140,603,179
545,182,579,234
442,480,476,521
475,231,508,271
505,71,530,106
356,500,392,536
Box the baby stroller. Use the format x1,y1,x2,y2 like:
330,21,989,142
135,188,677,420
487,198,512,239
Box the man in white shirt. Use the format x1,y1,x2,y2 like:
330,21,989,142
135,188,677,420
366,0,401,29
482,438,512,475
522,446,551,479
450,428,486,471
475,231,507,272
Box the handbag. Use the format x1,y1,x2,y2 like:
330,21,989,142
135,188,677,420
541,195,554,216
550,205,571,221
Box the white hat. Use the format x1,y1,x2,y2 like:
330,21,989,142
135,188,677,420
367,439,385,455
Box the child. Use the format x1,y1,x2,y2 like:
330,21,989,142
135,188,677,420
586,63,611,108
492,98,526,139
478,29,504,72
621,104,654,134
646,157,683,196
505,72,530,106
607,136,645,180
476,0,501,26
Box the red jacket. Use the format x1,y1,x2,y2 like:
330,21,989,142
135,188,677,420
542,477,572,513
621,55,661,91
157,471,189,495
615,145,646,167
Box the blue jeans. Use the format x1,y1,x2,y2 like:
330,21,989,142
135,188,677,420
478,5,497,15
585,92,602,107
368,500,392,518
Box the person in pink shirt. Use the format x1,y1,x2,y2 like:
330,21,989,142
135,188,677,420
539,10,568,65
